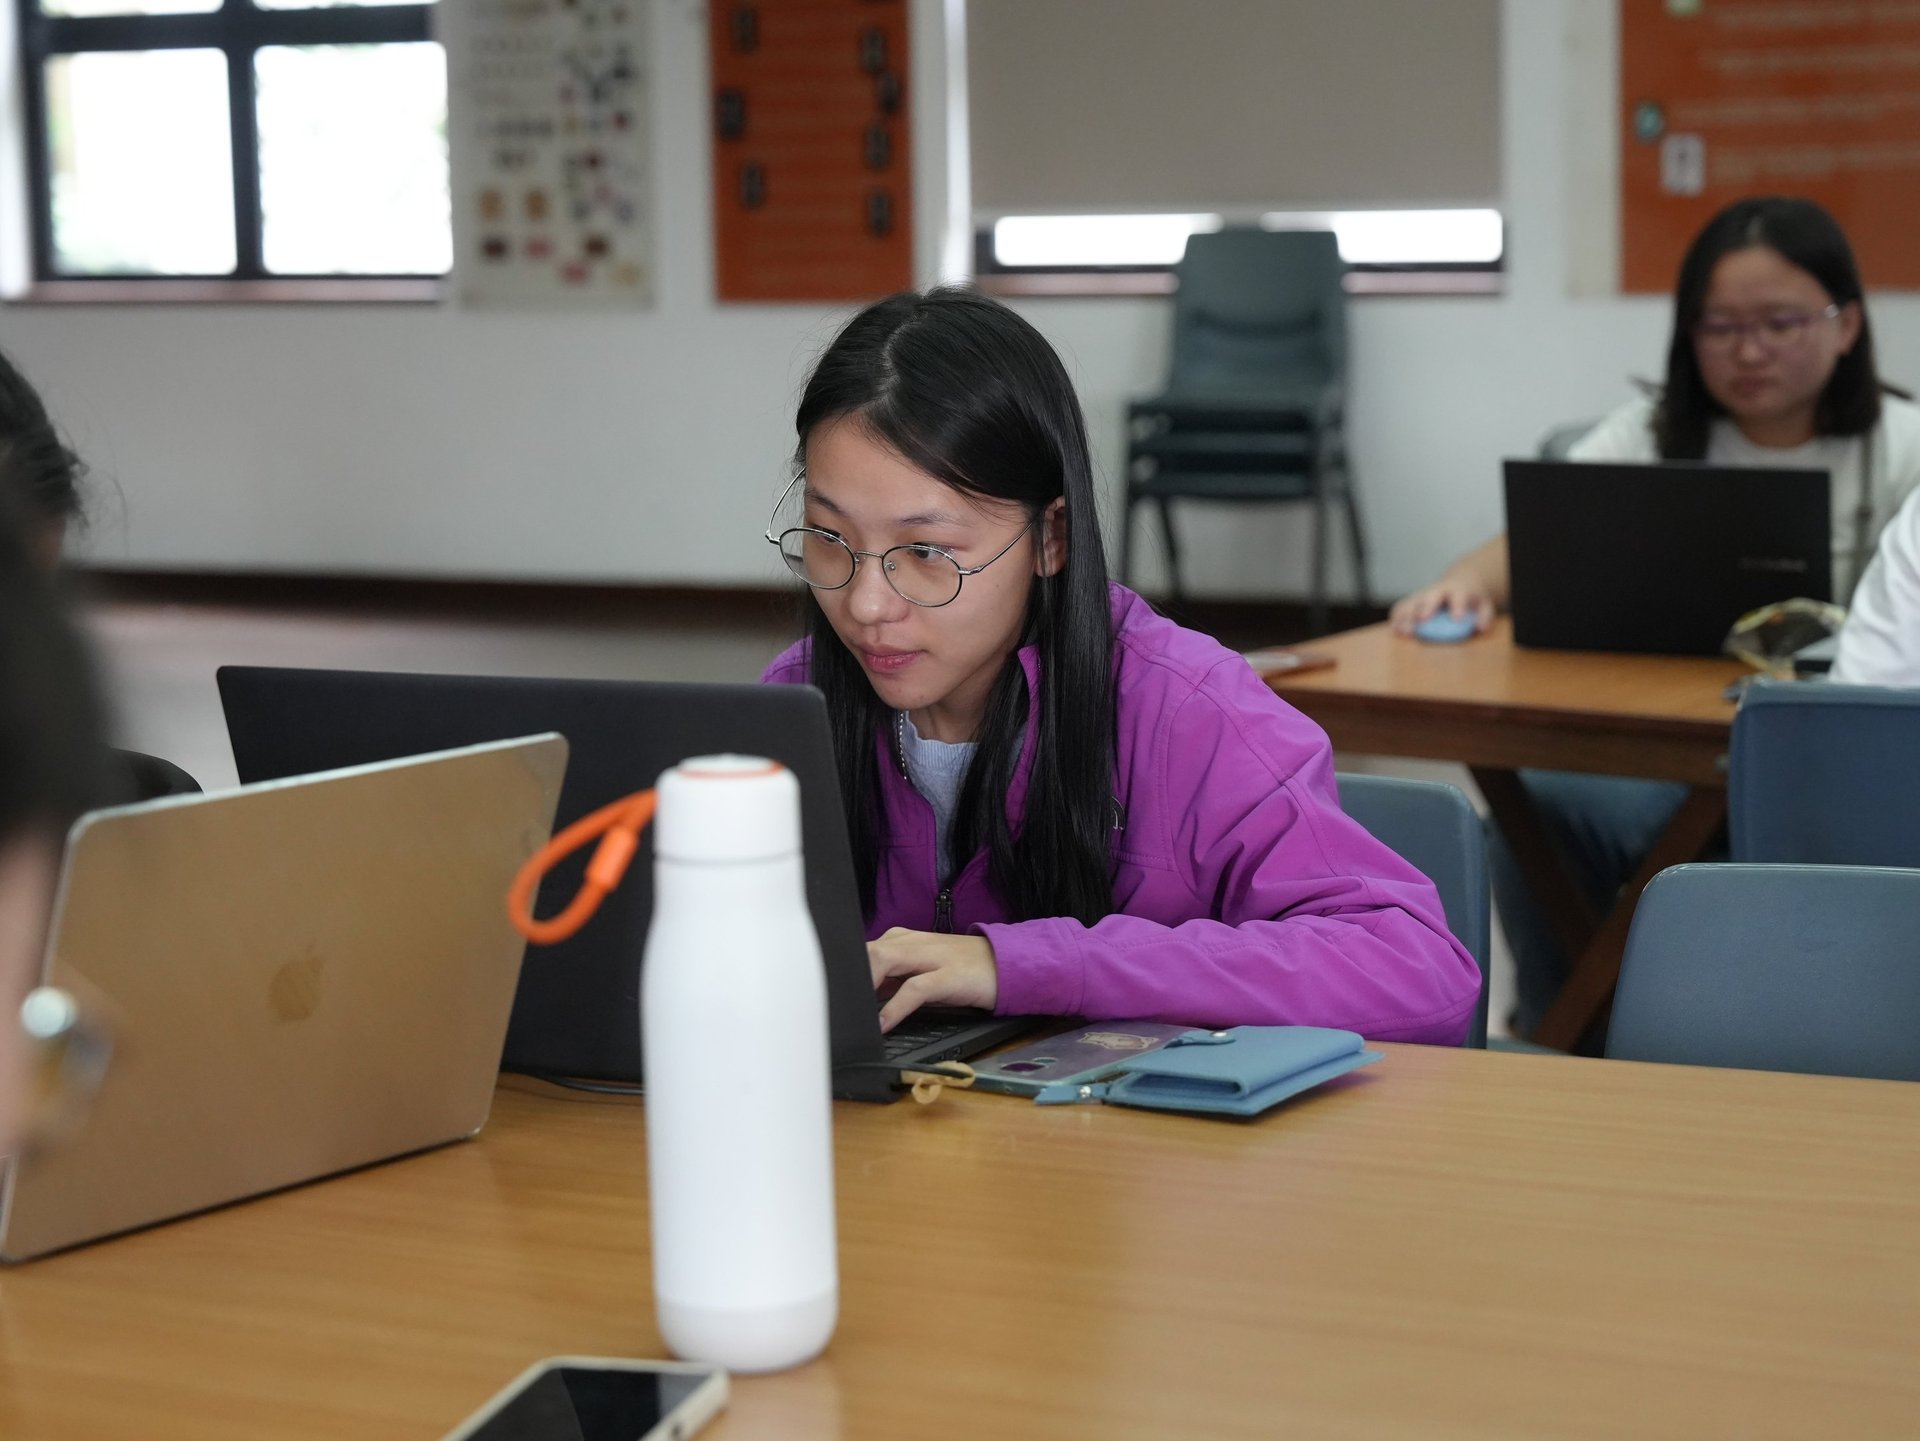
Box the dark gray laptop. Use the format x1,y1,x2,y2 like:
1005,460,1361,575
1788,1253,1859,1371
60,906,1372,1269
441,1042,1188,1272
217,669,1033,1104
1504,459,1830,656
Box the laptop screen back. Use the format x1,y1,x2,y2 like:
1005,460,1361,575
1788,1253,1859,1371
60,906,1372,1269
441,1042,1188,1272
218,669,896,1100
1504,459,1831,655
1,734,566,1261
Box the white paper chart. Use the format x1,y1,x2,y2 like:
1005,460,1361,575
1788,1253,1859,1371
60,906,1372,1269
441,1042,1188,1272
447,0,653,306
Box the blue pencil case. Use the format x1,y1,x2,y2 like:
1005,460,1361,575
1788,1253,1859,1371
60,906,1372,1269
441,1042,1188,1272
1032,1026,1381,1117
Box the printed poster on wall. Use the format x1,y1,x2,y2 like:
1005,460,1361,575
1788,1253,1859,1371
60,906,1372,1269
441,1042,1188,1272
710,0,913,302
1619,0,1920,293
447,0,654,307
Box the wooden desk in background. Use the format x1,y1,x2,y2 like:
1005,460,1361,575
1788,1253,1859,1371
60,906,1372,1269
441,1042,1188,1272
2,1051,1916,1440
1267,620,1745,1049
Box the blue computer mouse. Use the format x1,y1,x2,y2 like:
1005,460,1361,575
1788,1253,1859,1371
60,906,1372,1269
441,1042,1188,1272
1412,610,1479,644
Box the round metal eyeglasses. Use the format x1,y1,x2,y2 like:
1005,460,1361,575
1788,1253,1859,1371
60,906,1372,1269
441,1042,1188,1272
763,474,1032,609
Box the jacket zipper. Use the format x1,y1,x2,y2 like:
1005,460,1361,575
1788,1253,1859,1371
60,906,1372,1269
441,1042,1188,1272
899,711,959,933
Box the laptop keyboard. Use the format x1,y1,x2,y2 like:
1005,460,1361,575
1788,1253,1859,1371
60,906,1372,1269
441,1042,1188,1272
879,1016,972,1063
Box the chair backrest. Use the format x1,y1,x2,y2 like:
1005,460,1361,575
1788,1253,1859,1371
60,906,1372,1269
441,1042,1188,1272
1535,419,1596,460
1729,680,1920,866
1336,772,1490,1047
1608,863,1920,1081
110,748,203,804
1168,228,1345,397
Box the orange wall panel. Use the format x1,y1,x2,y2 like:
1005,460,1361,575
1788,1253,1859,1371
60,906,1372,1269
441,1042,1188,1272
711,0,913,302
1620,0,1920,293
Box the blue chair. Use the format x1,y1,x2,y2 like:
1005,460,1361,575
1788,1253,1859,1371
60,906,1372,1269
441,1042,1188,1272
1337,772,1490,1047
1123,228,1370,633
1607,863,1920,1080
1729,680,1920,866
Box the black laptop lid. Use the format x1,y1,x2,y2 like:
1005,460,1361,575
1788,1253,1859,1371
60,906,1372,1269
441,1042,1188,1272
1503,459,1831,656
218,667,892,1100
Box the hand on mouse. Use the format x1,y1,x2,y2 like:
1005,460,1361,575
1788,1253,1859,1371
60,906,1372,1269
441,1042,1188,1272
868,929,998,1031
1389,573,1496,637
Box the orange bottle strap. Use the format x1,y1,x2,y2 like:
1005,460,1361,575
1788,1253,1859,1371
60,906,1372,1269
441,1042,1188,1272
507,789,656,945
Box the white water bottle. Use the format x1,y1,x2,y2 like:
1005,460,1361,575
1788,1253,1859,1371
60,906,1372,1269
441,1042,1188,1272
641,755,838,1373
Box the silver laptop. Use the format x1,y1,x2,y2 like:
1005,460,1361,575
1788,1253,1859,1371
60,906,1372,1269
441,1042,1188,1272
0,733,567,1262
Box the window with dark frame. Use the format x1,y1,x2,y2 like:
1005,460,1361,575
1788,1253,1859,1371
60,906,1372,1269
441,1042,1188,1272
15,0,448,285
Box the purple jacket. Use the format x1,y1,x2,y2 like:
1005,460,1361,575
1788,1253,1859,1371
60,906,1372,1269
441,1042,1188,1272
762,584,1480,1044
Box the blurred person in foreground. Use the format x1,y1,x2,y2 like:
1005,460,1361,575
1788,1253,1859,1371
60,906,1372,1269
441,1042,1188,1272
0,492,110,1154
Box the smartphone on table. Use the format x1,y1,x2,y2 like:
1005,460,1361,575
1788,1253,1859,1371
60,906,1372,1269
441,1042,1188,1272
1242,647,1336,677
441,1357,728,1441
970,1021,1195,1096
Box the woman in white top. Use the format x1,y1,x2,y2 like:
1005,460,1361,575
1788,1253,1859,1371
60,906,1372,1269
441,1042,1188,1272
1395,197,1919,630
1387,196,1917,1039
1833,482,1920,686
1565,387,1920,602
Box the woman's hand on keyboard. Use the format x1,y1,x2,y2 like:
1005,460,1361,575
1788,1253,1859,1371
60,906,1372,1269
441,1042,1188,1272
868,929,999,1032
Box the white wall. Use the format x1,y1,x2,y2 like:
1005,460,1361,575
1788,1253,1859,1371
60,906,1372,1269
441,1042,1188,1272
2,0,962,587
6,0,1918,598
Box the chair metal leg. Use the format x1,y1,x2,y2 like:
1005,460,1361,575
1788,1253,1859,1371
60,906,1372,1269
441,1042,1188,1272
1340,462,1373,609
1309,466,1331,636
1155,497,1184,600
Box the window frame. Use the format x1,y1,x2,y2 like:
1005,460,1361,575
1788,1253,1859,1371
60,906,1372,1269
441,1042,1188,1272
14,0,441,288
971,219,1507,300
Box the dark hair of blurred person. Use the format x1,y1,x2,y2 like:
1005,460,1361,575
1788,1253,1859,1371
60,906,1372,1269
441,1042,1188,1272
0,492,108,1149
0,347,85,566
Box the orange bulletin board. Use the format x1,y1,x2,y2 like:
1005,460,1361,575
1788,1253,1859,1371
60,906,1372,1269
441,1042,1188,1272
1620,0,1920,293
710,0,913,302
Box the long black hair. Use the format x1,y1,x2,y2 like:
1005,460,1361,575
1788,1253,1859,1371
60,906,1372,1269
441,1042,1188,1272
793,287,1115,925
1654,196,1882,459
0,492,108,838
0,347,85,536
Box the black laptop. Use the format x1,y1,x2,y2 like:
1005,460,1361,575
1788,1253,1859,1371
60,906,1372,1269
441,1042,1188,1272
1504,459,1831,656
217,668,1034,1103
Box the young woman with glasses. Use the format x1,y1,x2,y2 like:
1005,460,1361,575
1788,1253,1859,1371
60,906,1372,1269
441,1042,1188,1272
1392,195,1918,634
761,287,1481,1043
1388,195,1920,1040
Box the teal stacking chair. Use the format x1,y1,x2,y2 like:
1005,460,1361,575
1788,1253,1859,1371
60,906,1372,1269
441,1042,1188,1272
1729,679,1920,866
1124,228,1370,633
1607,863,1920,1081
1337,773,1489,1047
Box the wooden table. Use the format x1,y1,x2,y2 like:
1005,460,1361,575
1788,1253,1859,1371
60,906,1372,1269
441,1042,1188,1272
1268,620,1746,1048
2,1050,1916,1440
